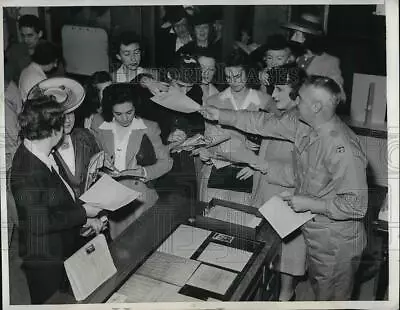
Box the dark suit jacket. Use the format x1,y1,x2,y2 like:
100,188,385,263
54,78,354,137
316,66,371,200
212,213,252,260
54,128,100,197
10,144,87,267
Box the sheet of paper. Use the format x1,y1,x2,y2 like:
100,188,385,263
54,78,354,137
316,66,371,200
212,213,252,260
110,274,200,303
211,158,232,169
157,224,211,259
151,86,201,113
197,242,252,272
64,234,117,301
186,264,237,295
80,174,141,211
259,195,316,239
136,251,200,286
207,205,262,228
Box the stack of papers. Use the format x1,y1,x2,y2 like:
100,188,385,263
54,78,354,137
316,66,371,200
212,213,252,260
150,86,202,113
157,224,211,259
259,195,316,238
80,174,141,211
206,205,262,228
136,251,200,286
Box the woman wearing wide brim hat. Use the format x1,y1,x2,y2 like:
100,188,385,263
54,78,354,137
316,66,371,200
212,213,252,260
282,13,346,102
28,77,103,200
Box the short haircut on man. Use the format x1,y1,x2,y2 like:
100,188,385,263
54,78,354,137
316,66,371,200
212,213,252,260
18,14,43,33
304,75,344,105
18,96,65,140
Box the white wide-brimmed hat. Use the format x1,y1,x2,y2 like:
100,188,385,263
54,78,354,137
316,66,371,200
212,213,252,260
27,77,85,114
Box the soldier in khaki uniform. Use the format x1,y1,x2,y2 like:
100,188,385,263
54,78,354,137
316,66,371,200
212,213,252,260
201,75,368,300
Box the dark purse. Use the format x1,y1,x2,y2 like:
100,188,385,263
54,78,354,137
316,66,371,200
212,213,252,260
136,134,157,167
207,164,253,193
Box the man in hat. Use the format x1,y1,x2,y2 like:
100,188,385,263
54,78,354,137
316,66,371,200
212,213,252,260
200,75,368,300
19,41,60,101
282,13,345,100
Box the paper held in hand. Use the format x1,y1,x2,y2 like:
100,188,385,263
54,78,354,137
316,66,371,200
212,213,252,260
64,234,117,301
259,195,316,239
150,86,202,113
80,174,141,211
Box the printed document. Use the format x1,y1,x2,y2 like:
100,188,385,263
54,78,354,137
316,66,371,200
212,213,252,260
259,195,315,238
197,242,252,272
136,251,200,286
80,174,141,211
109,274,200,302
157,224,211,259
186,264,237,295
64,234,117,301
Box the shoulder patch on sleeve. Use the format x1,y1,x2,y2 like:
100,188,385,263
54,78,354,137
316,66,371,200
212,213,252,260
336,145,346,153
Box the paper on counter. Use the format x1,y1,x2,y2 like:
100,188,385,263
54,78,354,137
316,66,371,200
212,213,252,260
197,242,252,272
64,234,117,301
109,274,200,303
259,195,315,239
136,251,200,286
157,224,211,259
207,205,262,228
150,86,201,113
186,264,237,295
80,174,141,211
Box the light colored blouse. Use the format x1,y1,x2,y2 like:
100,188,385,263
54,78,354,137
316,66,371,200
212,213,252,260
57,135,76,175
98,118,148,172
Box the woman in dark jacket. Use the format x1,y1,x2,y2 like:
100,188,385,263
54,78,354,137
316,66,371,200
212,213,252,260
10,96,102,304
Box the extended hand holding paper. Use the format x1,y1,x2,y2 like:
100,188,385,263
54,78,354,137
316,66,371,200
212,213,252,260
259,194,315,239
151,86,202,113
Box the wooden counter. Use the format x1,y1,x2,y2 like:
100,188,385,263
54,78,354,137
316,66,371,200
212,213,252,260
46,196,280,304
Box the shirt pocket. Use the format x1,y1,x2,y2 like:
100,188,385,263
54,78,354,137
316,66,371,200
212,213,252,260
305,167,331,196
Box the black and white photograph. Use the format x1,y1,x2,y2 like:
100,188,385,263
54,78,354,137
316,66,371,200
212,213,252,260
1,1,398,309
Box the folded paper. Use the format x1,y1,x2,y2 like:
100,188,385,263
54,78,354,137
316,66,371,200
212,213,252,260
150,86,202,113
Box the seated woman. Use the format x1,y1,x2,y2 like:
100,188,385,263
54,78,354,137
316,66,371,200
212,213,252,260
92,83,173,239
10,96,103,304
196,50,273,205
245,63,307,301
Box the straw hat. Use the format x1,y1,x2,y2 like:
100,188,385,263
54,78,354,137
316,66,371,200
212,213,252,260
282,13,324,36
27,77,85,114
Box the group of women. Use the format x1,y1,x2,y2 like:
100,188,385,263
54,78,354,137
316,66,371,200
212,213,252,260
8,11,345,304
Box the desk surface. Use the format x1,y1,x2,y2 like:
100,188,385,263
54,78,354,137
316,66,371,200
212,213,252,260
47,197,280,304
